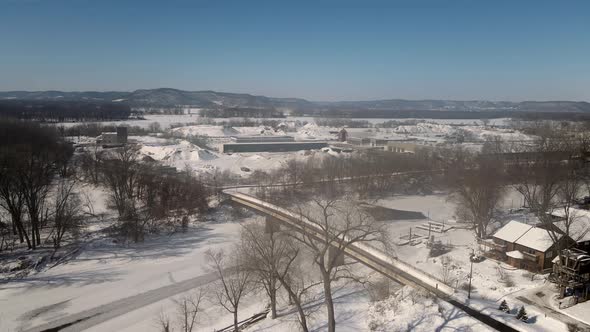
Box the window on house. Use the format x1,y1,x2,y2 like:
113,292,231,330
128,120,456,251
546,251,553,258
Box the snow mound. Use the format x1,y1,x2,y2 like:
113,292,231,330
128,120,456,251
234,126,286,136
393,123,453,135
140,141,218,164
297,123,336,140
171,125,229,137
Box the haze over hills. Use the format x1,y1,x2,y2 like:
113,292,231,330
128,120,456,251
1,88,589,113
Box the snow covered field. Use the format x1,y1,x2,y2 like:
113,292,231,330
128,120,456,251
0,215,246,332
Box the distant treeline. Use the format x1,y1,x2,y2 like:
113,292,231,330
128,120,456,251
60,123,153,138
200,107,285,118
292,108,590,121
0,100,131,122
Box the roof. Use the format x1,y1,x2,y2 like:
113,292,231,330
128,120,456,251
493,220,560,252
550,208,590,243
506,250,524,259
493,220,533,243
515,226,560,252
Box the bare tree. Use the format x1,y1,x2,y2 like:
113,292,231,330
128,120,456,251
173,290,205,332
156,311,172,332
100,145,141,218
51,179,81,249
17,146,57,248
0,119,72,249
240,222,291,319
448,149,506,239
292,198,388,332
0,159,29,247
206,248,251,332
274,243,321,332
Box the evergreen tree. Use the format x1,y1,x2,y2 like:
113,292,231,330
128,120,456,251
499,300,509,312
516,306,528,322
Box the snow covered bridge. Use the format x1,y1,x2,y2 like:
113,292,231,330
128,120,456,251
225,190,521,332
224,190,456,296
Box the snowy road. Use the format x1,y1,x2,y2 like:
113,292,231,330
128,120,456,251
21,271,220,332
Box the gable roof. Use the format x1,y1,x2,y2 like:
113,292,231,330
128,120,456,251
493,220,533,243
515,226,561,252
550,208,590,243
493,220,560,252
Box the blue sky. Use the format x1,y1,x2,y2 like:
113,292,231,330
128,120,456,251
1,0,589,101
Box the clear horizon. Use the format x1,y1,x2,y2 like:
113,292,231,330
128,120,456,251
1,0,589,102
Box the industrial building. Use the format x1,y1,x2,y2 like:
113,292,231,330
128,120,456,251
230,135,295,143
385,141,421,153
96,127,128,147
222,141,327,153
347,137,371,146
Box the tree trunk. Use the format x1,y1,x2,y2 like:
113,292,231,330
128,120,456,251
321,269,336,332
277,278,309,332
16,219,31,249
269,277,277,319
233,309,239,332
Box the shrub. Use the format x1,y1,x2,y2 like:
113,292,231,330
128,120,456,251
516,306,528,322
499,299,509,312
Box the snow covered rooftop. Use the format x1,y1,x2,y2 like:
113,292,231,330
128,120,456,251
506,250,524,259
493,220,533,243
493,220,559,252
514,226,560,252
550,208,590,243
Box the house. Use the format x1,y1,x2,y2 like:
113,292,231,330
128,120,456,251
549,208,590,253
492,220,574,271
552,248,590,301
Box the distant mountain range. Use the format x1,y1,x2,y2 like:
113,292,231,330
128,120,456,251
1,88,589,113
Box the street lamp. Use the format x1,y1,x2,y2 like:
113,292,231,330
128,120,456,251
468,249,474,299
468,259,473,299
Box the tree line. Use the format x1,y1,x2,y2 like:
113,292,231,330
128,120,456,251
199,107,285,118
0,119,209,252
78,145,208,242
0,119,74,249
0,100,131,122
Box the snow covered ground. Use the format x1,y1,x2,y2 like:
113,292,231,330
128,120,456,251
372,192,581,331
1,188,585,332
0,213,246,332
